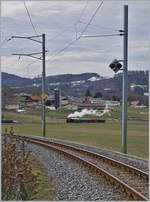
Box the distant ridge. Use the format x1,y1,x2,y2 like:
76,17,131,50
2,72,101,87
2,72,32,87
2,70,148,97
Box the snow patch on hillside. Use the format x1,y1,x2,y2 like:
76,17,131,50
88,77,101,82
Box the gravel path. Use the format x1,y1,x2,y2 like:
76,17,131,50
26,143,129,201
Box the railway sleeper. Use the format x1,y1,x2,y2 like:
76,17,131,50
4,134,148,201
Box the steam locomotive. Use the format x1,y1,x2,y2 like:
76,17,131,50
66,117,106,123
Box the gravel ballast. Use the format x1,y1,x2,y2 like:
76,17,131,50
26,143,129,201
45,138,148,173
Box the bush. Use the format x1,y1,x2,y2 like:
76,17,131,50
2,135,37,200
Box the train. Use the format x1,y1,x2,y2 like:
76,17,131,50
66,117,106,123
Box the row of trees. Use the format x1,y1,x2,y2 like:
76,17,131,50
85,90,120,101
84,89,148,105
85,90,102,98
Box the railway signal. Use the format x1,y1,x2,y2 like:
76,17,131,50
109,59,122,73
80,5,129,154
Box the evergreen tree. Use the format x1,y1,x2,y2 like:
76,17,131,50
94,92,102,98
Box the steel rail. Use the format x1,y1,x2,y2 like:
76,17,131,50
4,134,149,201
37,137,148,178
28,136,149,200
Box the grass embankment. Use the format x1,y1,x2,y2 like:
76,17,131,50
3,121,148,158
2,107,148,159
30,158,56,200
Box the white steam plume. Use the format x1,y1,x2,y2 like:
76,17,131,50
67,105,110,118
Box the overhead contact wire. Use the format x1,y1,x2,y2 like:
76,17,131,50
47,0,104,60
23,1,38,35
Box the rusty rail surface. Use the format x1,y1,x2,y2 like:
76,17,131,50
4,133,149,201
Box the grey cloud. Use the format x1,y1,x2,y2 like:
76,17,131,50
1,1,149,78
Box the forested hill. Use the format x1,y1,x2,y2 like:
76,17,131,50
2,72,33,86
2,70,148,97
2,72,101,87
2,71,148,87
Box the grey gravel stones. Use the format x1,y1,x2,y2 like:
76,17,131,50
26,143,129,201
49,138,148,173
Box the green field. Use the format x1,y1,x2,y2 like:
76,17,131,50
2,107,148,159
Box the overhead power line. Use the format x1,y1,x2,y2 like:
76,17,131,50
48,25,75,42
77,1,89,25
23,1,38,35
74,0,89,39
14,1,104,67
79,0,104,38
47,1,89,43
25,59,40,68
47,0,104,60
79,20,119,32
24,50,49,70
48,38,80,59
42,1,90,58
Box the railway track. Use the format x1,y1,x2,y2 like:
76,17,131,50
4,134,149,201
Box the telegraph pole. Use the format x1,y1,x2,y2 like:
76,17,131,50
80,5,129,154
11,34,47,137
42,33,46,137
122,5,128,154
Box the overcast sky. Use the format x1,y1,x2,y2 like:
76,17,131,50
1,0,149,78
